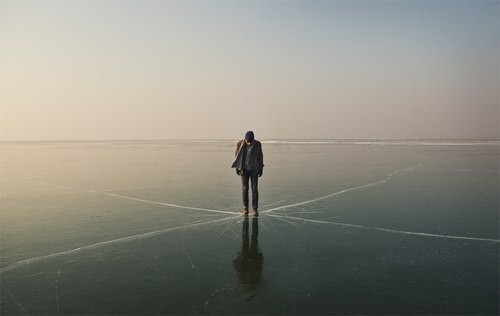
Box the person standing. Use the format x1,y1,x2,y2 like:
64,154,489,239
231,131,264,216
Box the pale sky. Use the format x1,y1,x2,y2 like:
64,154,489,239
1,0,498,140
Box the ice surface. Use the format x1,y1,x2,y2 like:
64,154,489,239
0,140,498,314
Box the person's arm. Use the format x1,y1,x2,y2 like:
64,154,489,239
235,140,242,158
235,140,243,175
258,142,264,176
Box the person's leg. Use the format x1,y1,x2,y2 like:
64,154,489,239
250,170,259,214
241,170,250,213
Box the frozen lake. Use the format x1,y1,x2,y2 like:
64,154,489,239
1,140,498,314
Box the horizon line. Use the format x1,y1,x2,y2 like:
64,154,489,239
1,137,499,143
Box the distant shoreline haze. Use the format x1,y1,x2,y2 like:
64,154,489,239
1,138,499,143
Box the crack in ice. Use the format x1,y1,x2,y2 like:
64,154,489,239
203,287,237,308
102,192,237,215
3,162,496,279
262,166,415,214
265,214,500,243
0,215,239,274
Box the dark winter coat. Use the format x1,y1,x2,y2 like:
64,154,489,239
231,140,264,174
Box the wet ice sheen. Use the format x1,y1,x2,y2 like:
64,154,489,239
0,140,498,314
2,164,496,274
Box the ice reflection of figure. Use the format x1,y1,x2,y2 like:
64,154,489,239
232,216,264,293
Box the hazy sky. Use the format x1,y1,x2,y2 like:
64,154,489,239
1,0,498,140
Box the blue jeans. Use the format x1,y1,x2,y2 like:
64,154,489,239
241,168,258,209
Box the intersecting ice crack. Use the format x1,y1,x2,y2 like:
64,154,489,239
0,216,240,274
1,165,498,274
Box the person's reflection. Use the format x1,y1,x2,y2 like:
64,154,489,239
232,216,264,293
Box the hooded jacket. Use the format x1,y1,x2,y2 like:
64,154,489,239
231,139,264,174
